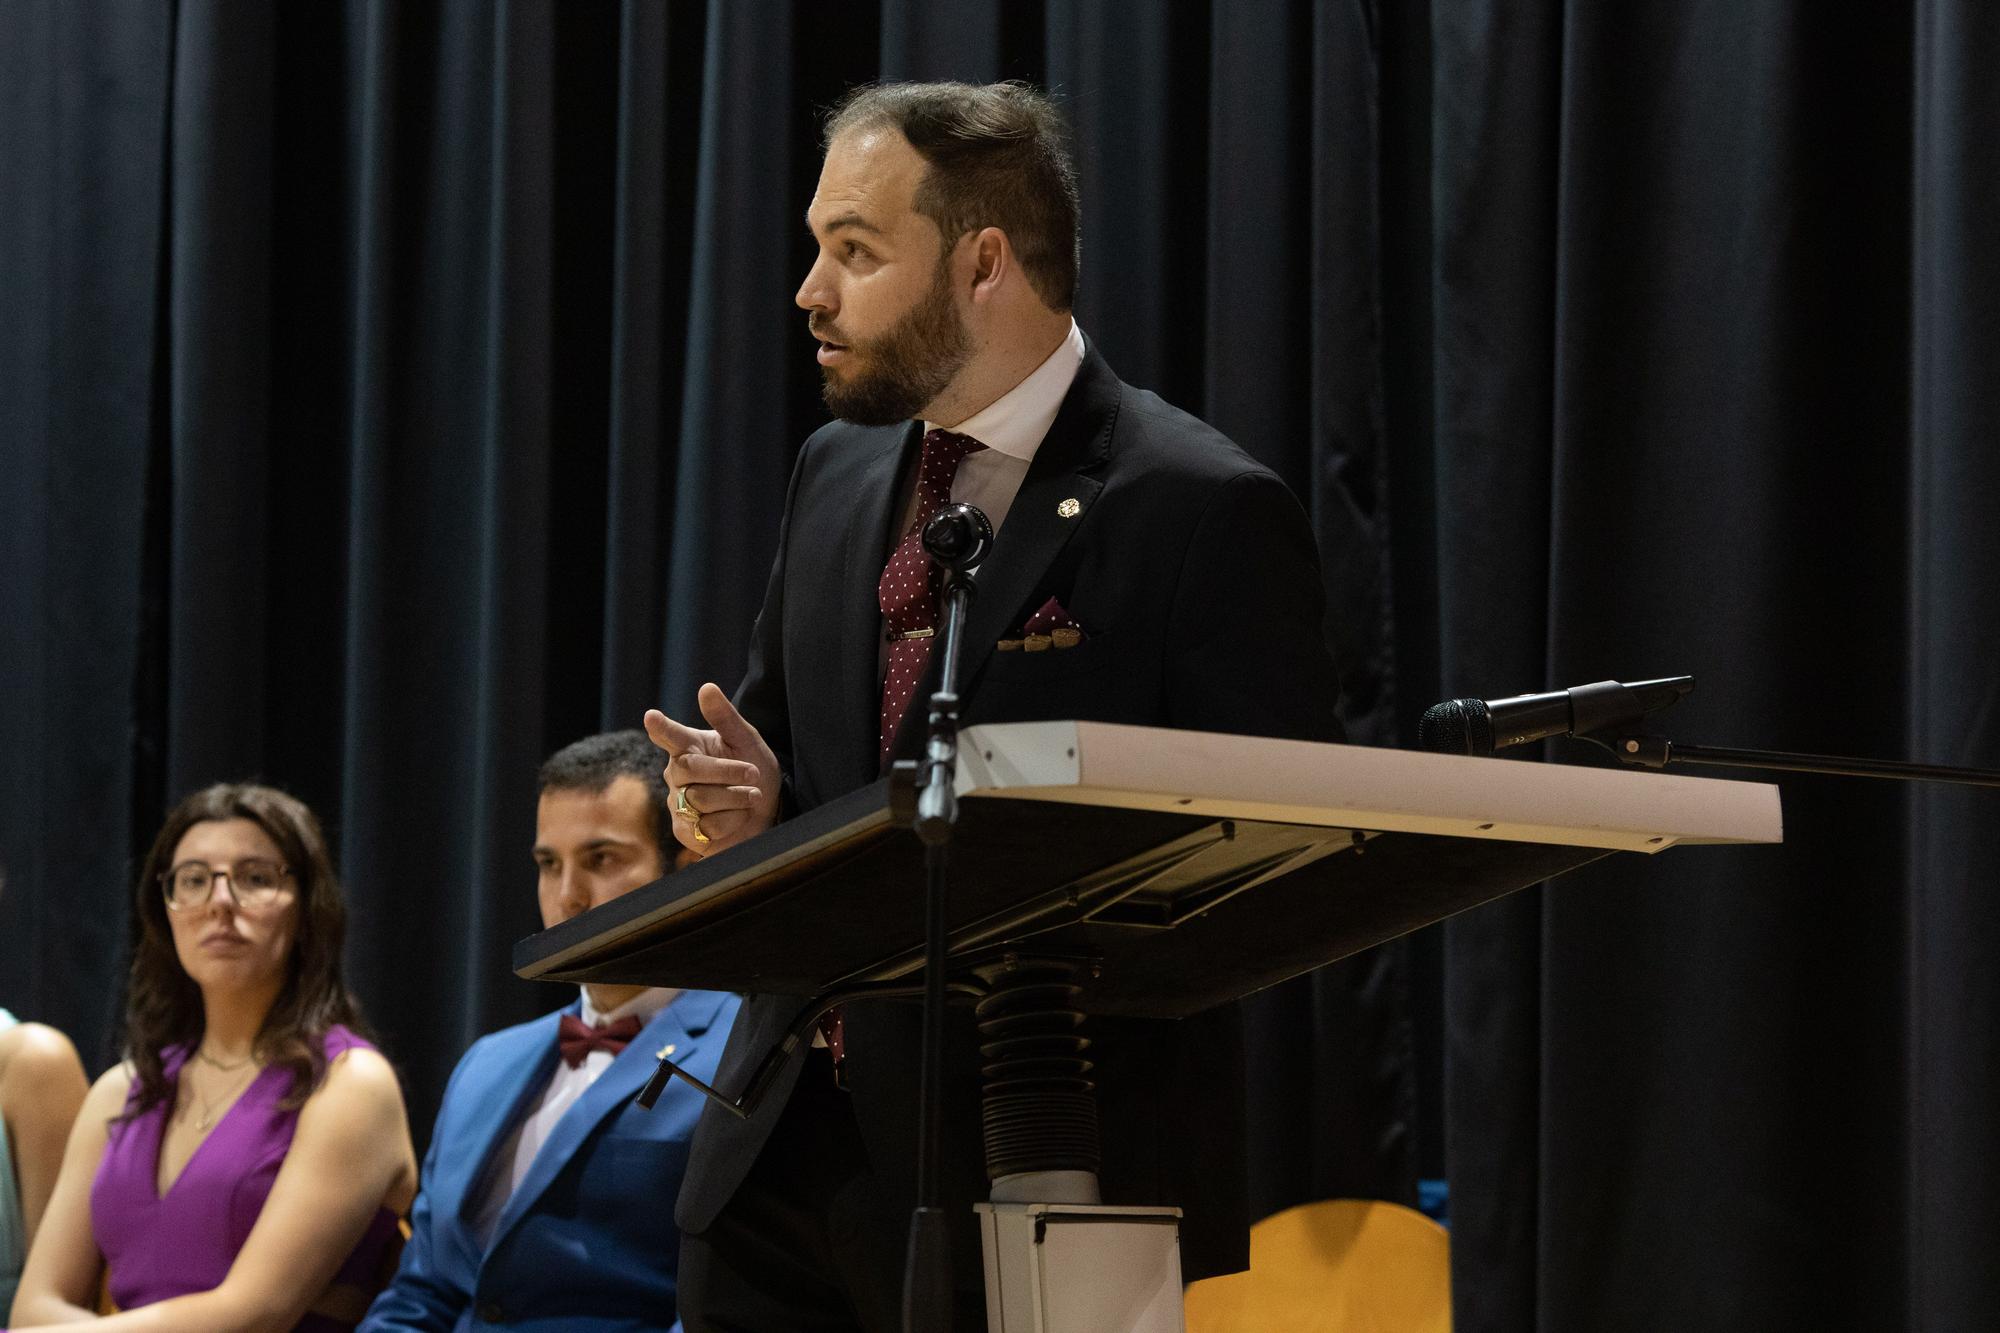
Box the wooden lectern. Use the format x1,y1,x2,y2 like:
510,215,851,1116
514,722,1782,1331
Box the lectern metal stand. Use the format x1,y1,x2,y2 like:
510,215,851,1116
515,721,1783,1332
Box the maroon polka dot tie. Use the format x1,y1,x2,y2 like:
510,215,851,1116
877,428,987,765
820,430,987,1083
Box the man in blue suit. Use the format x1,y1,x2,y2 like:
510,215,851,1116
363,730,739,1332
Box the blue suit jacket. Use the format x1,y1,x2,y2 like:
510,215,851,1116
362,990,739,1333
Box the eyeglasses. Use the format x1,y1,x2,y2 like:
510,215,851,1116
160,859,294,912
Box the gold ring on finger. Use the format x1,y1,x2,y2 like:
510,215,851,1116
674,785,699,819
689,811,710,844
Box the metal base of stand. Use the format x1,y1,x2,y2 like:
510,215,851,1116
977,1200,1184,1332
970,953,1180,1331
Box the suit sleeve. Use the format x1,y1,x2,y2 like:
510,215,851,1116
731,438,810,818
1162,469,1345,744
357,1064,474,1331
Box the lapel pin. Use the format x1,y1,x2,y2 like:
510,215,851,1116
656,1043,676,1059
1057,497,1081,518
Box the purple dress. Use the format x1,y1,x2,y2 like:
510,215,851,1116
90,1026,398,1331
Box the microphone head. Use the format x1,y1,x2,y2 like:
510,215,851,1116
922,502,994,571
1418,699,1494,755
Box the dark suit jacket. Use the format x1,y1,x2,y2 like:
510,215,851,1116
674,347,1342,1282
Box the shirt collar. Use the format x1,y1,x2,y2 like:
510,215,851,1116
925,319,1086,462
579,986,680,1028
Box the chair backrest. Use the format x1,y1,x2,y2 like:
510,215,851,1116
309,1212,413,1326
1184,1198,1451,1333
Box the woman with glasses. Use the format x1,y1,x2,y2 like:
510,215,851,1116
10,784,418,1330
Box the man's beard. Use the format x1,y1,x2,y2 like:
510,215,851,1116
816,258,972,427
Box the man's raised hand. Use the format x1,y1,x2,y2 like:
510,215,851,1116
643,683,782,858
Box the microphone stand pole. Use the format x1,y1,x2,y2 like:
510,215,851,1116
903,504,991,1333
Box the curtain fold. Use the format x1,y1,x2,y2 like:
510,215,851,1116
658,0,800,716
165,2,275,794
0,0,173,1051
1432,4,1563,1326
1905,0,2000,1324
599,0,684,726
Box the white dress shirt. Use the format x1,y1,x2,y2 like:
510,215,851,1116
904,317,1087,536
470,985,680,1245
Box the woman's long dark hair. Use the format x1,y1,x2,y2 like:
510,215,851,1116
123,783,367,1117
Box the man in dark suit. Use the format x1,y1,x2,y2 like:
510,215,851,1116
647,81,1341,1329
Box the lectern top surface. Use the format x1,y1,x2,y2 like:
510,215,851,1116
955,721,1782,853
512,723,1782,1015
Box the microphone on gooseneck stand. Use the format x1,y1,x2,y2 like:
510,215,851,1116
912,501,993,839
1417,673,2000,787
920,500,994,575
904,500,992,1333
1418,677,1695,755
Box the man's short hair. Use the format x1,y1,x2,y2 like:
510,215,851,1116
825,80,1080,312
538,729,672,860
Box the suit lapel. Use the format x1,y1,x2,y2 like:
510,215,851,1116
455,1014,564,1226
484,993,728,1252
888,350,1120,759
839,423,923,783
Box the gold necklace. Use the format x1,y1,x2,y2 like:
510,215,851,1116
188,1062,259,1133
195,1045,255,1072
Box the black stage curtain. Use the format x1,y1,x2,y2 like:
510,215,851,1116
1433,2,1999,1328
3,3,1996,1327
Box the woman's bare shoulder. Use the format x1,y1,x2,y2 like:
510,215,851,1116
84,1059,136,1108
0,1020,85,1080
304,1043,406,1125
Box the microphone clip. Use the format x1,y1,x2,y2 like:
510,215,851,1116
1578,730,1673,769
1564,680,1690,758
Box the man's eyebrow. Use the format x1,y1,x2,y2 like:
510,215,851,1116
809,209,886,237
531,837,636,859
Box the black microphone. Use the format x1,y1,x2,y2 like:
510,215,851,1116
1418,676,1695,755
921,501,993,571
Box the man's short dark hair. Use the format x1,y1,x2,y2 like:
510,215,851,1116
538,729,672,859
826,81,1080,312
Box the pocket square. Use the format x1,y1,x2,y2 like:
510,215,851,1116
998,597,1087,652
1022,596,1080,636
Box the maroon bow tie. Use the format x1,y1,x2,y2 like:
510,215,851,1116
556,1012,643,1068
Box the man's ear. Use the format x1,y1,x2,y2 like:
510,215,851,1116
967,227,1011,303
